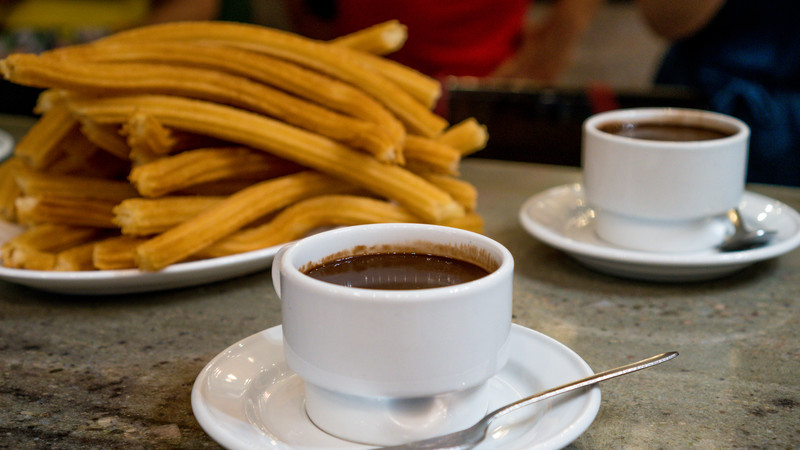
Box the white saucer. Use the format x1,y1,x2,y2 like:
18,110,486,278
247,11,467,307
0,128,13,161
519,183,800,282
191,324,601,450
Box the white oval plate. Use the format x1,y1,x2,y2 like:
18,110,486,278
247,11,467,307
0,220,280,294
519,183,800,281
191,324,601,450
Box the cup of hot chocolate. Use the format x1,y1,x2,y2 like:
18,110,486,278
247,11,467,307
271,223,514,446
582,107,750,253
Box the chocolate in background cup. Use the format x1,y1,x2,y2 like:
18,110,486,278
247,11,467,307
271,223,514,445
582,108,750,253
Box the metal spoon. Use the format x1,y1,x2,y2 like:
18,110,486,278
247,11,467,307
378,351,678,450
718,208,776,252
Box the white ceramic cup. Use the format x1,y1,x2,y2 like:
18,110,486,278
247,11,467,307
582,107,750,253
272,223,514,446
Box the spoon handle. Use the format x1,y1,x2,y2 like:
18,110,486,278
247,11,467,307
487,351,679,423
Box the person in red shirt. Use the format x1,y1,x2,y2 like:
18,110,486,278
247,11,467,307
286,0,602,81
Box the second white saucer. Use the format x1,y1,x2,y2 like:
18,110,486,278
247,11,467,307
519,183,800,282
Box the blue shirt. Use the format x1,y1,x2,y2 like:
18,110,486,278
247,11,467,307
655,0,800,186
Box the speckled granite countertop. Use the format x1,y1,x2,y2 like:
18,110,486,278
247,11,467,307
1,116,799,448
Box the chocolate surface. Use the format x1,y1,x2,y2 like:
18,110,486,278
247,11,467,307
304,252,490,289
599,121,733,141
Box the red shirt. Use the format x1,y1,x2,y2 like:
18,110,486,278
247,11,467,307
332,0,529,77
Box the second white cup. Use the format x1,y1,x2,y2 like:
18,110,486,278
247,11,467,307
582,107,750,253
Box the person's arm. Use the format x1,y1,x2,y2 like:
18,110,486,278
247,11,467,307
635,0,726,40
491,0,603,81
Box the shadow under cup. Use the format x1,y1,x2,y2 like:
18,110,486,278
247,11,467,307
582,108,750,253
272,223,514,446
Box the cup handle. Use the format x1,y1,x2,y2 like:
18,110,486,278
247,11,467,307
271,243,292,299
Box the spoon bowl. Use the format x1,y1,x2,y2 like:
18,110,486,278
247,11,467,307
718,208,777,252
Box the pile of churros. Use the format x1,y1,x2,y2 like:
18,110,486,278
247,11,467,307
0,20,489,272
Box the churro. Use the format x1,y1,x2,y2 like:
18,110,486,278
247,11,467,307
441,212,484,234
1,224,102,269
0,21,493,273
436,118,489,155
93,235,144,270
2,54,398,160
0,157,23,221
135,171,356,271
330,20,408,55
54,241,97,271
89,21,447,136
44,41,407,157
14,103,77,169
403,135,462,175
79,120,130,160
66,94,464,223
15,195,119,228
200,194,419,257
15,169,138,202
122,112,177,162
175,179,263,196
49,145,130,180
113,196,224,236
2,245,56,270
420,173,477,212
40,125,101,174
129,147,303,197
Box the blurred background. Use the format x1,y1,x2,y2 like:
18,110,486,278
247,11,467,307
254,0,693,167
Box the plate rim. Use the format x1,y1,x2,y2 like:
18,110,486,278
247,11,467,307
191,323,601,450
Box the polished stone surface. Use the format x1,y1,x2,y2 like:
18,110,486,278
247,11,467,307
1,155,798,448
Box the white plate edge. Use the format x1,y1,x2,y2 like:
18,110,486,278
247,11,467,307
518,184,800,267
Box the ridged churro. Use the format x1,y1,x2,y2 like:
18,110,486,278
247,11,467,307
93,235,144,270
90,21,447,136
0,20,491,273
47,144,130,180
331,20,408,56
330,21,441,108
1,224,102,269
442,212,484,234
135,171,356,271
113,196,224,236
54,241,98,271
2,54,399,160
129,147,302,197
79,120,130,160
44,41,407,159
420,173,478,212
436,118,489,155
200,194,419,257
15,169,138,202
66,94,464,223
15,195,119,228
122,112,176,162
13,103,77,169
403,135,462,175
175,179,263,196
40,125,101,174
0,157,23,221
